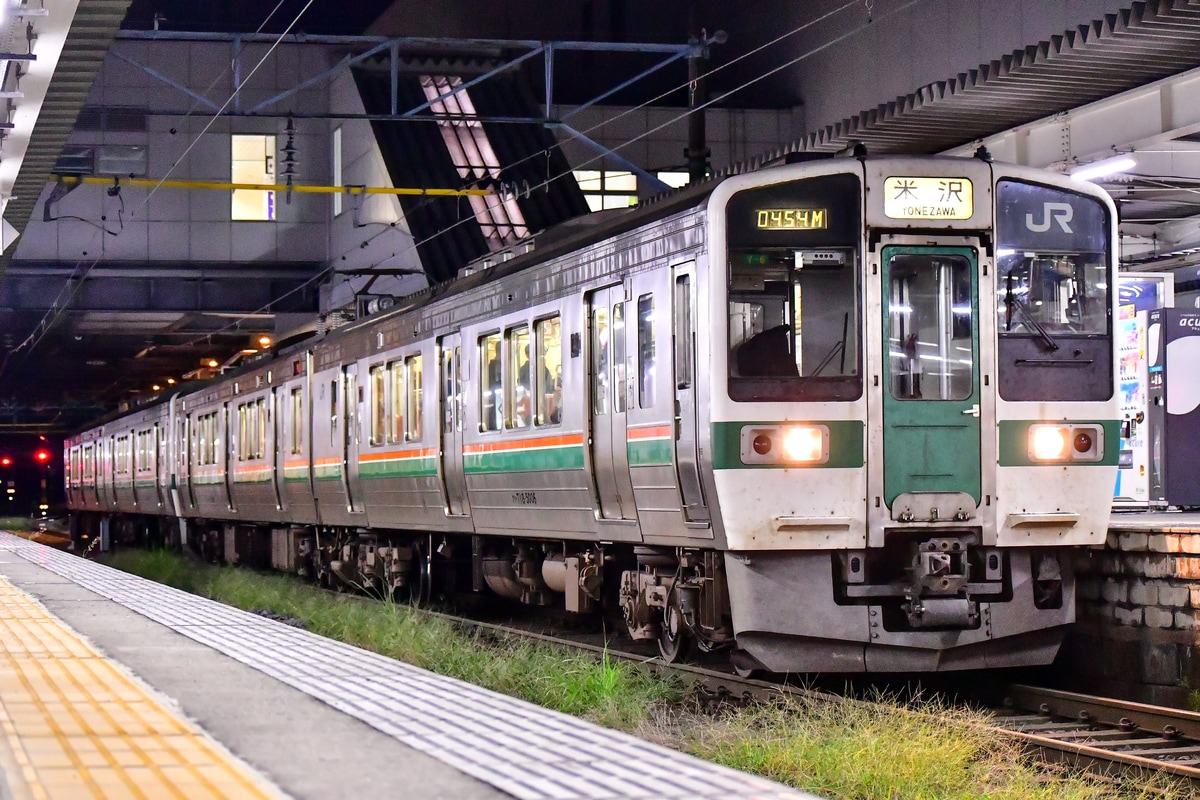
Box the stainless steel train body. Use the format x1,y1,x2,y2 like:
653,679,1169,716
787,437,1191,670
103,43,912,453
66,155,1119,672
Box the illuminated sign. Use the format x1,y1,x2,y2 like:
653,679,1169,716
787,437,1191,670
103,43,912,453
755,208,827,230
883,177,973,220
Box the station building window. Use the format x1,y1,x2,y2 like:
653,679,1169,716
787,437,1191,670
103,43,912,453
656,171,690,189
231,134,276,221
574,170,637,211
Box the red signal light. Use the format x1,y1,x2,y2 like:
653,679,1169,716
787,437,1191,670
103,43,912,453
34,450,49,464
0,456,10,467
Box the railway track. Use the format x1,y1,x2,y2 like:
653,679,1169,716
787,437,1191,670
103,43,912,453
426,606,1200,787
995,684,1200,783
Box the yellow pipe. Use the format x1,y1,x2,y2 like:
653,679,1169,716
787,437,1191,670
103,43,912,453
52,174,492,197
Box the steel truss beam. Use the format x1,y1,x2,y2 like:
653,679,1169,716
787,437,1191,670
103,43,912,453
944,65,1200,270
1,264,320,314
114,30,717,176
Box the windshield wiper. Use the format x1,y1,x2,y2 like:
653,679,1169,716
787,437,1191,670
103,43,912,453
1004,273,1059,352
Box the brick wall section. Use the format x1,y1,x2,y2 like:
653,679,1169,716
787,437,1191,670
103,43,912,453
1066,528,1200,708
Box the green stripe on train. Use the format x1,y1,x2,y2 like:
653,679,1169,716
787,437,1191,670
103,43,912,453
464,444,585,473
711,420,865,469
360,457,439,479
997,419,1121,467
628,436,672,466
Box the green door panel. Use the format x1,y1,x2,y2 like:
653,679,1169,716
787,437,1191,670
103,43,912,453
881,246,981,505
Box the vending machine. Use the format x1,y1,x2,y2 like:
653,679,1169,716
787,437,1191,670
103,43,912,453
1147,309,1200,509
1113,274,1173,508
1113,305,1150,506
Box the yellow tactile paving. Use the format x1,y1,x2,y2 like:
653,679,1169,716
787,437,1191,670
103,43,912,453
0,577,284,799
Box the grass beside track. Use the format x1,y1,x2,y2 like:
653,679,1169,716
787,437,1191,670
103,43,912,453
104,549,1190,800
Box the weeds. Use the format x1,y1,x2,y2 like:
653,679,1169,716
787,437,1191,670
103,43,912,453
104,548,1196,800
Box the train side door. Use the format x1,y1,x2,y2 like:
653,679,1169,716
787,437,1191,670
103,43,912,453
341,365,365,514
180,412,195,512
271,386,286,513
879,244,982,511
588,285,638,520
438,334,470,516
222,402,236,511
672,264,709,521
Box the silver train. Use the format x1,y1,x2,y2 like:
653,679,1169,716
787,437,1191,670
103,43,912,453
66,154,1120,673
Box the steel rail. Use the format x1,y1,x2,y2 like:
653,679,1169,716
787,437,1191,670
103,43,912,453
417,607,1200,787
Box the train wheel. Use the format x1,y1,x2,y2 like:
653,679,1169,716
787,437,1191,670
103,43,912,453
412,541,433,607
657,591,693,664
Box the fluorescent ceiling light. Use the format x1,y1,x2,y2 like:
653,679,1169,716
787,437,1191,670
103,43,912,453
1070,155,1136,182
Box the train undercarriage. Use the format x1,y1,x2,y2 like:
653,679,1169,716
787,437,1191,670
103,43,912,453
70,512,1074,673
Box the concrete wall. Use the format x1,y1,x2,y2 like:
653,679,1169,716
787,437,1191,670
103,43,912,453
1067,528,1200,707
785,0,1135,137
323,69,425,312
16,39,334,265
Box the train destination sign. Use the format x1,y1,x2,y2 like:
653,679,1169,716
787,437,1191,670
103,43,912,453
755,208,828,230
883,176,973,220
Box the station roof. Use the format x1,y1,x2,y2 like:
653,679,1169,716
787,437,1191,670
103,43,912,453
2,0,1199,434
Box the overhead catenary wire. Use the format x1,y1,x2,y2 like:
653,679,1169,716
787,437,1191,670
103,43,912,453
1,0,320,375
166,0,923,356
10,0,926,391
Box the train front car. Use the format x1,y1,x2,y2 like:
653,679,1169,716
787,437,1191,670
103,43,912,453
707,157,1117,673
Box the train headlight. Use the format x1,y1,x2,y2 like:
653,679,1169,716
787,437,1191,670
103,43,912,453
781,426,824,463
1029,426,1069,461
1027,423,1103,463
740,424,829,466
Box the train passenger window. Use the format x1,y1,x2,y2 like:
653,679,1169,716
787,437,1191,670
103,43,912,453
369,365,386,446
612,303,627,413
535,316,562,425
441,348,454,435
638,295,655,408
330,379,338,446
674,277,692,390
256,398,267,458
726,250,861,402
480,333,503,432
405,354,422,441
389,362,404,443
887,254,973,401
507,326,531,429
290,389,303,455
592,308,609,415
237,404,248,460
344,370,358,446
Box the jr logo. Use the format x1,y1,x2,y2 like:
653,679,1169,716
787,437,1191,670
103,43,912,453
1025,202,1074,233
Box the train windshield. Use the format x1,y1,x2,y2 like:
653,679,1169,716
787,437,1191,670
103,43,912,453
994,179,1113,401
995,181,1111,341
724,173,863,402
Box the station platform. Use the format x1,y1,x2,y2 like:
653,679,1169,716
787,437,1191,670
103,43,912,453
1108,509,1200,534
0,532,812,800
